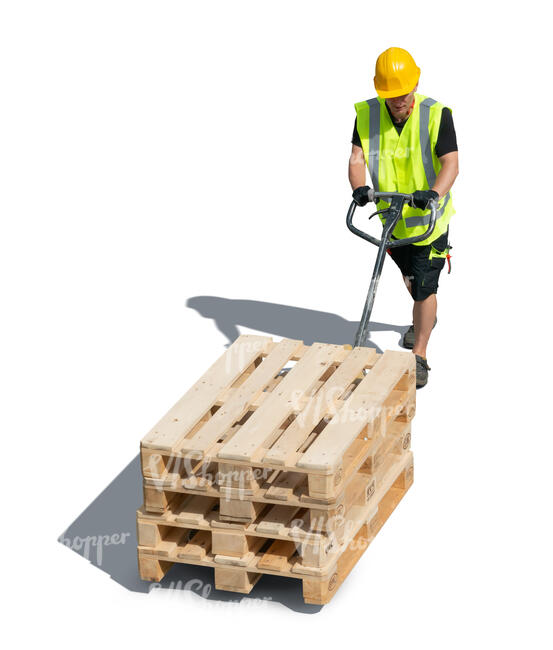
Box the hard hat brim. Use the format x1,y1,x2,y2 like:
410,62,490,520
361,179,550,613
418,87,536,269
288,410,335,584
374,80,418,98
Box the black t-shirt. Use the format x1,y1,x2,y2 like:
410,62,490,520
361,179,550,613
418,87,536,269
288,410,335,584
352,101,458,158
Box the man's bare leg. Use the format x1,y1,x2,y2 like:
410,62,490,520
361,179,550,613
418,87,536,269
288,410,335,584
412,294,437,358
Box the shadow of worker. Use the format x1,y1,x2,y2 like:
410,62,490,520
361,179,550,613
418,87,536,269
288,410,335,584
186,296,407,351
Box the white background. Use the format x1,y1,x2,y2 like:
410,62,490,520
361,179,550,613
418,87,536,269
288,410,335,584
1,1,552,648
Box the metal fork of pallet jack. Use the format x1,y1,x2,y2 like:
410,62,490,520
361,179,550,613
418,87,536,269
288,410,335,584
347,190,438,349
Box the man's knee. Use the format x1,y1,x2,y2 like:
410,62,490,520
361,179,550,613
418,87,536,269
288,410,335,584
413,287,437,302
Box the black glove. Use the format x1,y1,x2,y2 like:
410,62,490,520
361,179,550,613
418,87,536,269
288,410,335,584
352,185,372,207
409,189,439,210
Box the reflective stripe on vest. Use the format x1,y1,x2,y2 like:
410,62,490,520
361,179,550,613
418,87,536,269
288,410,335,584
419,97,437,187
416,98,452,228
367,97,381,192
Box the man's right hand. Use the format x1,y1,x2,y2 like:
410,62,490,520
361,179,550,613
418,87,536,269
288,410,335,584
352,185,372,207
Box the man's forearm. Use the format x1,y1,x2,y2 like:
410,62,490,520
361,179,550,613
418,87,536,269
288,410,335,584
349,145,366,190
349,160,366,190
432,154,459,199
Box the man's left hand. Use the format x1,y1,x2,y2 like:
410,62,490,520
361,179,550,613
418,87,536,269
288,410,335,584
410,190,439,210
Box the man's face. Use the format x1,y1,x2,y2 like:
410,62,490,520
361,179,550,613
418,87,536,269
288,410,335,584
385,86,417,122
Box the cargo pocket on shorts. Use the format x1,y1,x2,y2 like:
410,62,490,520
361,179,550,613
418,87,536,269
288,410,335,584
428,237,451,269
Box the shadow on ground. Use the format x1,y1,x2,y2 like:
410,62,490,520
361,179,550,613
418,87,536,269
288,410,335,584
186,296,407,351
58,297,408,612
58,455,319,612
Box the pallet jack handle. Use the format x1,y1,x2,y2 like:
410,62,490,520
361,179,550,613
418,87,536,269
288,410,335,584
347,190,438,348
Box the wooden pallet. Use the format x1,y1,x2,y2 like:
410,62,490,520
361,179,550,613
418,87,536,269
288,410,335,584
138,450,413,605
141,335,415,502
141,417,411,514
137,336,416,604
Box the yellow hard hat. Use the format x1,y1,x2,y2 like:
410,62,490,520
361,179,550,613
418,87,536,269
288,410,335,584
374,47,420,98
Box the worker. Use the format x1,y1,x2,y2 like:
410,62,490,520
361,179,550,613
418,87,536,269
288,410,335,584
349,47,459,388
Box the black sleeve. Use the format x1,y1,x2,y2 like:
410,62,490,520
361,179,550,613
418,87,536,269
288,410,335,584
435,107,458,158
351,117,362,147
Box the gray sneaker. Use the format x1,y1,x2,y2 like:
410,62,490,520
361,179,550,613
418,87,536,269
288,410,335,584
401,317,438,349
415,355,431,388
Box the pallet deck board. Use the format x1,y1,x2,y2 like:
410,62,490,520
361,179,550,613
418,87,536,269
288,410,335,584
254,504,301,535
257,540,298,572
217,342,347,463
297,350,414,472
180,338,304,458
142,335,273,452
177,530,211,561
263,346,378,466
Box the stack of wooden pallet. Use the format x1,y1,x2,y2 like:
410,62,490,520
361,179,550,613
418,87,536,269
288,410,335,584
137,335,415,605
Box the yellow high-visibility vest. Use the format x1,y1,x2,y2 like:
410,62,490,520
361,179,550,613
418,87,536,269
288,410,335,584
354,93,455,245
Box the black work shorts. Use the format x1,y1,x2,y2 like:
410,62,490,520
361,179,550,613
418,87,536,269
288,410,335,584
387,229,450,301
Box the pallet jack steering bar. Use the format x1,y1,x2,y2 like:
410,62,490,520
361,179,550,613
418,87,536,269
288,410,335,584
347,190,438,348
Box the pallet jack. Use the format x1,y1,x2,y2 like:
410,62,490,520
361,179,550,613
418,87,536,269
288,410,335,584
347,190,438,348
